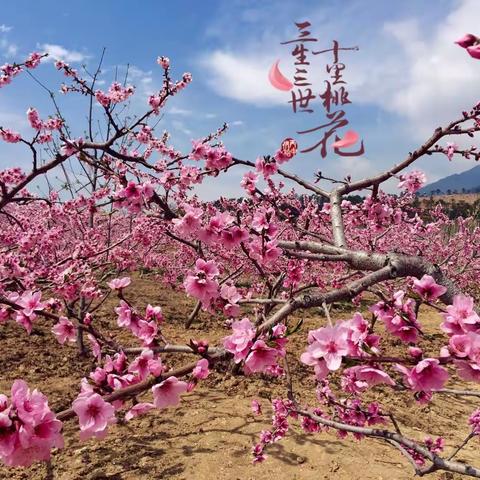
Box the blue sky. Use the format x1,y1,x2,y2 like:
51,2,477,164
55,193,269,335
0,0,479,199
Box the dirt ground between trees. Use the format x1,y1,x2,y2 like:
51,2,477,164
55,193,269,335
0,276,479,480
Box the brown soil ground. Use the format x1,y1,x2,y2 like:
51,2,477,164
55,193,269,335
420,193,480,205
0,276,479,480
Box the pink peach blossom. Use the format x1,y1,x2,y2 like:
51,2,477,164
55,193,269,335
157,56,170,69
17,290,44,317
145,304,163,323
184,275,218,304
72,393,115,441
0,380,63,467
467,45,480,59
449,334,471,358
241,171,258,194
395,358,448,392
152,377,188,409
136,319,158,346
441,295,480,335
342,366,395,394
223,317,256,362
444,142,457,161
454,360,480,382
397,171,426,193
302,325,349,371
455,33,478,48
0,129,21,143
115,300,132,328
125,403,155,421
244,340,279,374
251,399,262,415
107,277,131,290
192,358,209,380
52,317,76,344
412,275,447,302
128,349,163,380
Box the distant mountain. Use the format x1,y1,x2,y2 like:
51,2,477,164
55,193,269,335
418,164,480,195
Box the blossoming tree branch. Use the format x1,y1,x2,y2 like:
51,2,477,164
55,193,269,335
1,34,480,476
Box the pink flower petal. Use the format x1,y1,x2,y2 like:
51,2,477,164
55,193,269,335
331,130,359,149
268,60,293,91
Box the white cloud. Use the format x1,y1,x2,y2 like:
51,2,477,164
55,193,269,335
172,119,192,136
127,65,152,81
342,0,480,186
231,120,244,126
318,156,376,189
168,107,226,121
193,167,247,200
122,65,155,96
0,25,17,58
199,50,288,106
201,0,480,136
348,0,480,139
198,0,480,191
168,106,193,116
39,43,90,63
0,111,29,132
0,38,17,57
